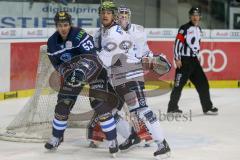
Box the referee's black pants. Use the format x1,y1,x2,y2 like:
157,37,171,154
168,57,213,112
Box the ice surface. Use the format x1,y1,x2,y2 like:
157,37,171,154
0,88,240,160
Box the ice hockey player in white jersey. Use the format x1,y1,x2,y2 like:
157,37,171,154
115,4,172,151
117,5,171,75
95,1,171,158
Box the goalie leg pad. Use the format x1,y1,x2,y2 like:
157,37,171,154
116,81,148,112
87,112,105,142
136,107,165,142
87,122,106,142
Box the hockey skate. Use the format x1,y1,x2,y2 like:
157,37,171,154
108,139,119,158
88,141,99,148
167,108,183,114
153,139,171,158
119,132,141,151
204,107,218,115
44,136,63,150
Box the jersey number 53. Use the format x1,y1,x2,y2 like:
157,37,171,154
82,40,94,51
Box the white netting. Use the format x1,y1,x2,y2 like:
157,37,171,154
0,45,93,142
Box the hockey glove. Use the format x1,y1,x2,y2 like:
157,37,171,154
152,54,171,75
65,69,85,87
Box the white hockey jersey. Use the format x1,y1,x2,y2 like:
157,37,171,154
126,24,153,58
94,24,144,86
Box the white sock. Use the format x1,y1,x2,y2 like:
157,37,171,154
116,117,131,139
137,108,165,142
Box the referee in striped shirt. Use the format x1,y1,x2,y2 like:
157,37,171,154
167,7,218,115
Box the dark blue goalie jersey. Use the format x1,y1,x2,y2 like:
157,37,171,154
47,27,96,73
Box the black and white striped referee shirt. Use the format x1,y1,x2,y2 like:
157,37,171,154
174,21,202,60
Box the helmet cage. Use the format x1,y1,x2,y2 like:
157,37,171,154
118,6,131,29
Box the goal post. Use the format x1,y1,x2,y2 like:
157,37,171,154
0,45,94,142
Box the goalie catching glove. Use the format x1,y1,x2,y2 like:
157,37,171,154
152,54,171,75
142,54,171,76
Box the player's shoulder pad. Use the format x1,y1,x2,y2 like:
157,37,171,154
112,25,124,35
71,27,94,48
132,24,145,32
94,28,101,37
104,25,125,39
47,31,58,54
47,31,57,44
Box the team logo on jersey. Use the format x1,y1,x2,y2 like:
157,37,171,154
116,26,123,34
119,40,132,51
66,41,73,49
104,42,117,52
60,53,72,62
139,98,146,107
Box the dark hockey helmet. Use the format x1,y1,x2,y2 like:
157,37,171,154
98,1,118,15
189,7,201,16
54,11,72,25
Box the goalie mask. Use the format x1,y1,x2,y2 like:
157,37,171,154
118,5,131,30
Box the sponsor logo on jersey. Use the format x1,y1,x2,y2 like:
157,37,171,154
76,30,85,40
66,41,73,49
116,26,123,34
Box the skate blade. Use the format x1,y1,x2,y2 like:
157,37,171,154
119,144,138,153
204,112,218,115
45,147,58,152
154,152,171,160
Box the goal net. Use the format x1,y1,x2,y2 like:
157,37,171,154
0,45,93,142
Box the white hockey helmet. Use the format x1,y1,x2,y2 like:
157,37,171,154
118,5,131,29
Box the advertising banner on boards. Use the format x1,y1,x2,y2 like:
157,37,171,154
0,2,100,28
